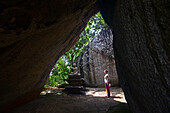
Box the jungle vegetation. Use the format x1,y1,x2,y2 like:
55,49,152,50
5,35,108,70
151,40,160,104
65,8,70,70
45,12,108,87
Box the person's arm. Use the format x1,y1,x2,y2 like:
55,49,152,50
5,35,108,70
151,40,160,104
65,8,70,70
106,76,109,84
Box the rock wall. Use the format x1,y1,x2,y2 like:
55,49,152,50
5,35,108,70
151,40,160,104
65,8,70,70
76,29,119,87
99,0,170,113
0,0,99,111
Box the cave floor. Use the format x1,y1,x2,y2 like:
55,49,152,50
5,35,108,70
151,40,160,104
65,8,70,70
13,87,126,113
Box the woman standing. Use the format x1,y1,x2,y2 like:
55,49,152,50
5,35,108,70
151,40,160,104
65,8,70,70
104,69,110,97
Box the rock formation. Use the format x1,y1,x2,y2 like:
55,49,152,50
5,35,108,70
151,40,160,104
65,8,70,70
0,0,98,111
76,28,119,87
99,0,170,113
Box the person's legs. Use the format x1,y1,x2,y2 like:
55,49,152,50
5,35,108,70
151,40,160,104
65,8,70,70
105,83,108,96
105,83,110,97
107,84,110,97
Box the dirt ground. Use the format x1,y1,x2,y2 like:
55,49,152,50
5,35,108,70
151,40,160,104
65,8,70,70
12,87,127,113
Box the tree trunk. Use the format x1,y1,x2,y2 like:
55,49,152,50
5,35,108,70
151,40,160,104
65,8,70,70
99,0,170,113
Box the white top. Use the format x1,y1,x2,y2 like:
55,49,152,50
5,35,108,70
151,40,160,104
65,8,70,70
104,74,109,83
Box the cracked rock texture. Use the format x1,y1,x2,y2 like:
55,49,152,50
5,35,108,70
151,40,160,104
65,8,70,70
76,29,119,87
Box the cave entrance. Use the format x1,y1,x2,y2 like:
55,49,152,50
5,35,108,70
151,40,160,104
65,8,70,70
44,11,120,90
12,12,127,113
35,12,126,112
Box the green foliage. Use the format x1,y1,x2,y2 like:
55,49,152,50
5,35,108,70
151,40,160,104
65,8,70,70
64,12,108,65
44,58,71,87
45,12,108,87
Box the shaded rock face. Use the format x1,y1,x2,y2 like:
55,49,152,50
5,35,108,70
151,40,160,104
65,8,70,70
76,29,119,87
0,0,99,111
99,0,170,113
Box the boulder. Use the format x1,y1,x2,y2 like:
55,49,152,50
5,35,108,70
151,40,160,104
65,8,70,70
0,0,99,111
76,29,119,87
99,0,170,113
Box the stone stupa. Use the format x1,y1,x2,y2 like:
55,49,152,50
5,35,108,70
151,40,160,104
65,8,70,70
65,63,84,94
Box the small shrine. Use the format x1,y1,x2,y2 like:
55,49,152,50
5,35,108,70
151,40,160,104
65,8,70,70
65,63,84,94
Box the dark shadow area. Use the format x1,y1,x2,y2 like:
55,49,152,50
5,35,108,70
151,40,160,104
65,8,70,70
107,103,132,113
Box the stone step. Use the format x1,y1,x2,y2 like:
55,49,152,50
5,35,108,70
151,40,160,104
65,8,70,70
66,79,83,86
66,78,83,81
69,74,81,79
65,86,84,94
65,86,83,89
69,73,81,76
66,81,83,86
66,79,84,82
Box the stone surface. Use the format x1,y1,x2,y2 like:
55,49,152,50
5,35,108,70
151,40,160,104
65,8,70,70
76,29,119,87
0,0,99,111
99,0,170,113
13,87,125,113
